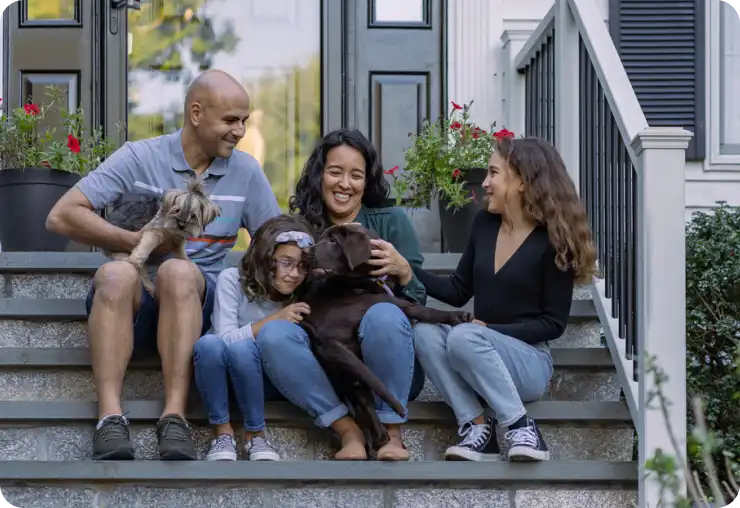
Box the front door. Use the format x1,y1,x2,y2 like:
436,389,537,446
4,0,96,131
124,0,326,250
345,0,446,250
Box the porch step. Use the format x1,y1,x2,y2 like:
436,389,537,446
0,461,638,508
0,400,633,462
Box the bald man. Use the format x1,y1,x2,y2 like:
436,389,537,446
46,69,281,461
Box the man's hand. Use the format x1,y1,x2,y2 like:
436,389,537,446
472,319,486,327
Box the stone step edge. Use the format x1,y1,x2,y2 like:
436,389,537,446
0,400,632,424
0,460,638,484
0,252,462,273
0,347,615,370
0,298,598,321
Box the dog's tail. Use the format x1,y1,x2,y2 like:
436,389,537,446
321,341,406,417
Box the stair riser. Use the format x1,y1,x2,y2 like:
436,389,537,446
0,485,637,508
1,274,594,299
0,320,604,349
0,423,634,462
0,369,620,402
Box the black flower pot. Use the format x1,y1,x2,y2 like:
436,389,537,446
0,167,80,251
438,167,487,253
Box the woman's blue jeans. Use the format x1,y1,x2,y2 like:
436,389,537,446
255,302,423,428
193,334,280,432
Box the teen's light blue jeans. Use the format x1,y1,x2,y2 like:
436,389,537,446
413,323,553,427
255,302,421,428
193,334,279,432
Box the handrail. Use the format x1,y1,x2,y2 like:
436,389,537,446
513,5,555,70
566,0,648,150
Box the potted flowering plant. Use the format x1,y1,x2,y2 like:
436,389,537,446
389,100,514,252
0,87,116,251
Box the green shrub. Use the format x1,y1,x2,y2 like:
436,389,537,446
685,202,740,488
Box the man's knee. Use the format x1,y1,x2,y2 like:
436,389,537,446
193,334,227,363
92,261,140,307
156,259,203,300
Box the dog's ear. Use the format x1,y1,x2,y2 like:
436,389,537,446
342,232,372,271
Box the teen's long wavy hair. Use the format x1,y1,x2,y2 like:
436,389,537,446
495,136,597,285
289,128,390,231
238,214,316,302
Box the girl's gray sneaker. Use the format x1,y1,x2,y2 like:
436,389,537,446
245,436,280,461
206,434,237,461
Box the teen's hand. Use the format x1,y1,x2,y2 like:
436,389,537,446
367,239,412,285
277,302,311,323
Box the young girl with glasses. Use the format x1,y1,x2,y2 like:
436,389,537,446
192,214,316,461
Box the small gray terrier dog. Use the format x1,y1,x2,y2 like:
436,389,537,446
104,177,221,294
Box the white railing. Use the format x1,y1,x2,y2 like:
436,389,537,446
508,1,693,507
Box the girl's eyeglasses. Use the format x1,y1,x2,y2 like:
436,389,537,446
275,258,307,274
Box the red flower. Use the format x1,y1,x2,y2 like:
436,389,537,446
67,134,81,153
451,101,463,111
24,103,40,116
383,165,399,176
40,160,51,168
493,128,515,140
452,168,462,179
450,122,462,130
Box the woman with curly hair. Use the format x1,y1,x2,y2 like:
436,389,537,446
256,128,425,461
395,135,596,462
192,214,315,462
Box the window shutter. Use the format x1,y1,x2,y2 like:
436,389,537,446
610,0,705,160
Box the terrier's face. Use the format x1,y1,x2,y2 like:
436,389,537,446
160,187,221,237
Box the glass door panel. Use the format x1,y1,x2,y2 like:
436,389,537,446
127,0,321,250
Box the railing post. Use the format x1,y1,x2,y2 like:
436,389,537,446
501,29,532,136
632,127,693,508
555,0,580,190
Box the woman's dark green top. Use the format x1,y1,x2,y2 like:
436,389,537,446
355,205,427,305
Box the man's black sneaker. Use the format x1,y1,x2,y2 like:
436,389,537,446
92,414,135,460
444,417,501,461
505,416,550,461
156,414,198,460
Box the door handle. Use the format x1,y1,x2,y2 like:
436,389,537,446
109,0,140,35
111,0,141,9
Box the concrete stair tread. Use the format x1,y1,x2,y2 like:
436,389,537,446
0,297,598,320
0,459,637,484
0,252,463,274
0,346,614,370
0,400,631,423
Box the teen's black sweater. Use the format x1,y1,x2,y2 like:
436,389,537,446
414,210,575,345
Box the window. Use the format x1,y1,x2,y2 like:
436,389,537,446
709,0,740,166
720,1,740,153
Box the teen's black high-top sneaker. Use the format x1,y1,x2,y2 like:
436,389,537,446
505,415,550,461
444,417,501,461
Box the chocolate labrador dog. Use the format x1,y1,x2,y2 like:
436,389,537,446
300,223,473,454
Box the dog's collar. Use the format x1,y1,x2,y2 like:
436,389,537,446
373,276,394,296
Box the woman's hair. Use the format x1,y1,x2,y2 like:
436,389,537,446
289,128,390,231
494,136,597,285
238,214,316,301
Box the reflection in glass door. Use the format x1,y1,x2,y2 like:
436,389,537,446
127,0,321,250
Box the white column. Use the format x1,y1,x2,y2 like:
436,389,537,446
447,0,501,127
500,29,533,135
555,0,580,190
632,126,693,508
